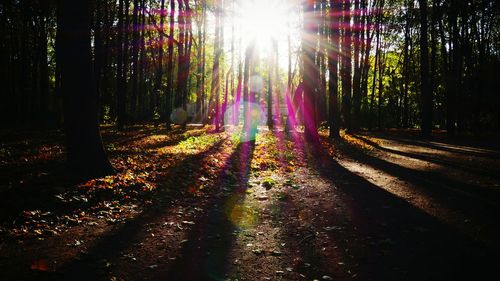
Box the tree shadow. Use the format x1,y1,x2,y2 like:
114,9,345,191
336,136,500,224
363,131,500,158
351,134,500,179
163,140,255,280
30,139,255,281
277,136,498,281
0,126,214,225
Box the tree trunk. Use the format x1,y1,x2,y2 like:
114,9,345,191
211,0,221,131
378,41,385,130
38,0,50,126
351,0,362,131
328,0,340,138
242,43,254,134
57,0,114,178
402,0,411,127
341,0,352,131
130,0,140,121
165,0,175,130
267,55,273,129
419,0,432,137
116,0,126,130
303,0,319,142
369,12,381,131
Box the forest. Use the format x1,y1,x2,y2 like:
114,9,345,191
0,0,499,280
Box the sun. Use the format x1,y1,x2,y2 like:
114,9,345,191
234,0,298,54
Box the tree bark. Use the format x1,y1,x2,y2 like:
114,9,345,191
419,0,432,137
165,0,175,130
328,0,340,138
57,0,114,178
341,0,352,131
351,0,362,131
116,0,126,130
303,0,319,142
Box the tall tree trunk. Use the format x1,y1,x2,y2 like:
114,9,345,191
211,0,221,131
303,0,319,142
341,0,352,131
419,0,432,137
165,0,175,130
153,0,165,126
446,0,460,137
274,39,281,124
328,0,340,138
267,55,273,129
351,0,362,131
200,2,207,124
138,0,147,120
235,49,243,125
175,0,185,110
219,0,225,128
130,0,140,121
359,0,375,128
369,16,381,131
377,40,385,130
230,0,236,125
116,0,126,129
287,20,292,91
242,43,254,135
402,0,411,127
39,0,50,125
195,0,204,122
429,0,438,111
57,0,114,178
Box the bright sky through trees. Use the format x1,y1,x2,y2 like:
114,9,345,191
229,0,301,69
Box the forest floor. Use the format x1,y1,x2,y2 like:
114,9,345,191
0,125,499,281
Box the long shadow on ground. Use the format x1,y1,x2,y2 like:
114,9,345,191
29,139,256,281
163,140,255,280
337,136,500,245
6,137,227,281
0,126,211,227
279,135,498,281
351,134,500,179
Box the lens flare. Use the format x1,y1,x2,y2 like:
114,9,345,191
170,107,187,125
249,74,264,93
225,194,259,229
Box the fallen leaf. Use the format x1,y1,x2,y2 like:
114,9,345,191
31,259,49,271
252,248,263,255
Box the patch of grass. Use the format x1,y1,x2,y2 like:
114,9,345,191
262,177,277,189
177,134,220,152
106,143,117,152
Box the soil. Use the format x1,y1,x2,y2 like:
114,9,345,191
0,125,499,281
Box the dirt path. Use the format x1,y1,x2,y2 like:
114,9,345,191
1,126,499,281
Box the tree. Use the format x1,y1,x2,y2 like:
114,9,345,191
419,0,432,137
402,0,411,128
130,0,140,121
328,0,340,138
242,42,255,137
340,0,352,131
303,0,319,142
57,0,114,178
116,0,126,130
165,0,176,130
211,0,222,131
